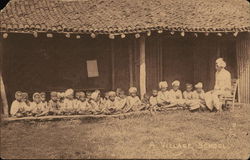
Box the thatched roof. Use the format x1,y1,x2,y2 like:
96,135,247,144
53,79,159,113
0,0,249,34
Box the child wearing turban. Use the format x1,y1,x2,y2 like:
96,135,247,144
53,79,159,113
88,90,103,114
76,92,88,115
191,82,207,111
123,87,143,112
157,81,173,110
169,80,185,107
63,89,76,115
103,91,119,114
30,92,45,116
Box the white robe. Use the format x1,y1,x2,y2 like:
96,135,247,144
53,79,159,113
205,68,232,111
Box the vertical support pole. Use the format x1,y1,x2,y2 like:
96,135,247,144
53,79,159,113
139,36,146,99
0,39,9,117
216,39,221,58
111,40,115,90
129,40,134,87
158,36,163,81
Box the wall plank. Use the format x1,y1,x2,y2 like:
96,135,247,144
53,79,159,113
236,33,250,103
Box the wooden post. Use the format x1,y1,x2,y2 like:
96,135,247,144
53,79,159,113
129,40,134,87
0,39,9,117
111,40,115,90
139,36,146,99
158,36,163,81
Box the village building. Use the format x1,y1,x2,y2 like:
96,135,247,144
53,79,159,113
0,0,249,115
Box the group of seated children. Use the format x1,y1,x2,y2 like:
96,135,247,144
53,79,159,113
10,80,209,118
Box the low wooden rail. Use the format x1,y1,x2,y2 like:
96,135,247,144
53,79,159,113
1,110,152,124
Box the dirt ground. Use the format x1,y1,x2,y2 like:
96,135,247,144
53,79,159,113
1,105,250,159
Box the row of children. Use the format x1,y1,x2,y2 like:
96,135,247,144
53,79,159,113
10,80,207,118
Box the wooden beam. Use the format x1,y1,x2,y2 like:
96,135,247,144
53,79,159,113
111,40,115,90
139,36,146,99
129,40,133,87
0,40,9,117
158,36,163,81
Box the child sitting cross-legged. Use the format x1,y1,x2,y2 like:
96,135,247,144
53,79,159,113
88,90,103,114
47,92,61,115
103,91,118,115
115,89,127,112
157,81,173,111
63,89,77,115
101,91,109,105
10,91,25,117
30,92,45,116
169,80,185,108
149,89,159,112
123,87,143,113
40,92,48,108
76,92,88,115
37,92,50,116
57,92,65,114
21,92,33,116
183,83,199,110
141,93,151,110
191,82,207,112
75,91,81,102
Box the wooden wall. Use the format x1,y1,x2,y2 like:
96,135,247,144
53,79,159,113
236,33,250,103
113,38,130,92
162,38,194,90
2,33,131,105
146,34,238,93
145,35,162,92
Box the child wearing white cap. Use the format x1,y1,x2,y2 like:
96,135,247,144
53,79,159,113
157,81,175,110
63,88,76,115
123,87,143,112
30,92,45,116
88,90,103,114
191,82,207,111
10,91,25,117
76,92,88,115
103,91,118,114
169,80,185,107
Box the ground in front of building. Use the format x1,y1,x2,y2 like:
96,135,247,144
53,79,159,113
1,104,250,159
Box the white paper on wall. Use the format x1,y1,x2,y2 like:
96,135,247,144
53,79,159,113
86,60,99,77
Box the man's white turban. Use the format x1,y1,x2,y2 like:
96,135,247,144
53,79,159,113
216,58,226,68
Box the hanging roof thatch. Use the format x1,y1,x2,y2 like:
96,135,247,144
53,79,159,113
0,0,249,34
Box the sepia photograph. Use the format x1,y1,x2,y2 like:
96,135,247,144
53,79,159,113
0,0,249,159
